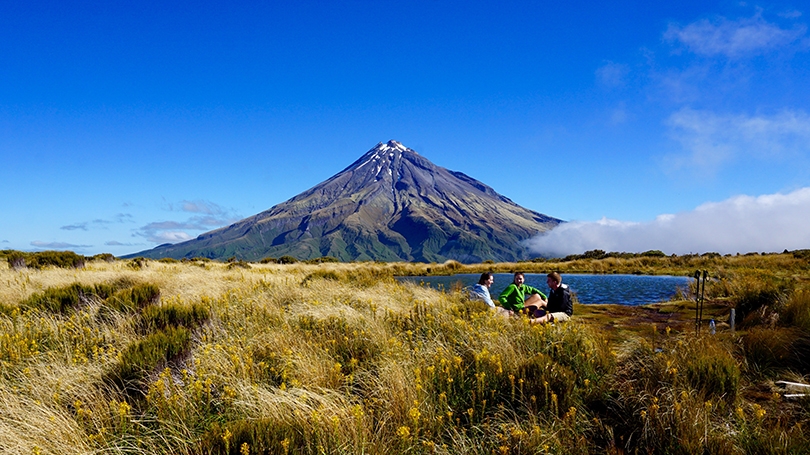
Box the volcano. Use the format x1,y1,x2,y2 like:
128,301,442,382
129,141,562,263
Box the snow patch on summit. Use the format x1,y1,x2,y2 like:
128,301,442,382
380,140,407,153
353,140,415,173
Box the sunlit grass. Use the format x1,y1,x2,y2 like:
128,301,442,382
0,254,809,454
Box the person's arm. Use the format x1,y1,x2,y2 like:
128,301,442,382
480,287,496,308
470,285,495,308
499,285,517,310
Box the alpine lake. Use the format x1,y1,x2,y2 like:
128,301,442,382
396,273,693,306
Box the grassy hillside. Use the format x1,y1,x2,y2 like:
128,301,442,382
1,254,809,454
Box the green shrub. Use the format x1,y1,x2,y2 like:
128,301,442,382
20,281,148,314
138,302,210,334
0,301,16,316
791,249,810,260
519,323,615,389
182,257,211,263
128,257,147,270
158,257,179,263
734,280,789,327
7,251,26,269
743,327,810,376
737,420,810,455
50,251,82,268
250,345,292,387
305,256,340,264
277,255,298,264
202,419,315,455
226,260,251,270
781,290,810,333
516,352,577,415
91,253,116,262
35,250,86,269
300,270,342,286
682,340,740,401
295,315,381,374
22,283,89,313
347,266,394,287
106,326,191,394
105,284,160,312
4,250,87,269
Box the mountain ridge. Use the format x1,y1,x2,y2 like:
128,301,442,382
127,141,562,262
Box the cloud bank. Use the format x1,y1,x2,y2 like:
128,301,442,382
524,187,810,257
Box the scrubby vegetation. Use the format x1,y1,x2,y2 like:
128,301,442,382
1,250,89,269
0,253,808,454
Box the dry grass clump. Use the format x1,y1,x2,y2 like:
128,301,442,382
1,256,810,454
782,289,810,333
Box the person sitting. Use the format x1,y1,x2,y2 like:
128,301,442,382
498,272,547,315
531,272,573,324
469,272,512,316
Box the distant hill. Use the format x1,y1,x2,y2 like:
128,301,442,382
127,141,563,263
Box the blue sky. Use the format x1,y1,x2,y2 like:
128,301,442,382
2,0,809,257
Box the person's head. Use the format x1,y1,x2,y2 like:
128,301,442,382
513,272,525,285
478,272,494,287
547,272,562,290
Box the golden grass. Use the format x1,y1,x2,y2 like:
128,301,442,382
1,255,809,454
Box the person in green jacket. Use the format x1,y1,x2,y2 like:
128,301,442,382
498,272,547,314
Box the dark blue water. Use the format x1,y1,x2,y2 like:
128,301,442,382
396,273,692,306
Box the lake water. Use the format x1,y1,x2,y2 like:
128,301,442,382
396,273,692,306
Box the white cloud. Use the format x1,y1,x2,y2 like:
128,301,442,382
523,187,810,257
60,214,133,232
664,13,806,59
779,10,803,19
610,103,629,125
30,241,93,249
148,231,193,244
596,61,629,88
666,107,810,171
105,240,139,246
175,199,229,215
60,223,88,231
136,200,242,245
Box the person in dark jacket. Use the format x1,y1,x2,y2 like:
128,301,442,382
532,272,572,324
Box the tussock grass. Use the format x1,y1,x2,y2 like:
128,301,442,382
1,255,809,453
782,289,810,333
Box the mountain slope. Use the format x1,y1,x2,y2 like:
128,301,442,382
129,141,562,262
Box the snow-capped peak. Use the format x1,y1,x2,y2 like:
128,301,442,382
359,140,405,162
379,140,408,153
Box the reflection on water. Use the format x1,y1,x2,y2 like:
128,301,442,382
396,273,692,306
